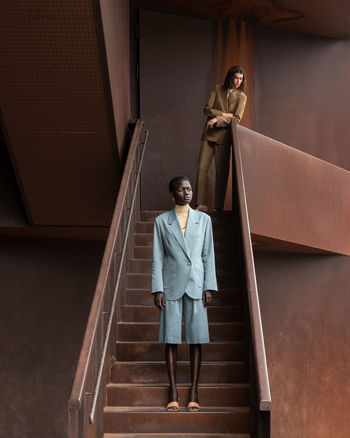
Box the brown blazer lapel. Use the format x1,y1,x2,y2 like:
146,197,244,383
228,90,239,112
218,87,228,112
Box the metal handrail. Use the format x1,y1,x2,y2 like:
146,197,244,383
231,120,271,412
89,127,149,424
68,119,148,438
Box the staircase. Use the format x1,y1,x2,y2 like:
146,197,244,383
103,210,251,437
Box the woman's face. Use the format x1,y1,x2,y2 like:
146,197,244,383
172,179,193,205
232,73,244,89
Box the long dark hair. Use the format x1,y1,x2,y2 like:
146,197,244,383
223,66,246,91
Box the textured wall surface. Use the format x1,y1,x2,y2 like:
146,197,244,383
252,27,350,437
100,0,131,161
255,251,350,438
0,0,122,226
139,9,214,210
0,237,105,438
236,125,350,255
254,27,350,171
0,140,27,226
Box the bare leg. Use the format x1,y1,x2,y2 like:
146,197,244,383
189,344,201,406
166,343,178,406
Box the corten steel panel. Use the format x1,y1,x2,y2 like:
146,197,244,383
254,27,350,172
139,9,214,210
236,125,350,255
133,0,350,38
0,236,105,438
255,251,350,437
0,0,122,226
272,0,350,39
100,0,131,160
0,142,27,226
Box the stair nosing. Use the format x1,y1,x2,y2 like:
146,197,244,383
112,360,247,365
121,305,244,311
117,321,244,326
116,340,245,345
104,434,250,437
125,288,243,291
104,406,250,413
107,383,250,388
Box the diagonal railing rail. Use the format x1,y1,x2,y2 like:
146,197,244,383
231,120,271,437
68,119,149,438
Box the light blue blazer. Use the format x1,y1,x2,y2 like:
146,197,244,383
151,207,218,300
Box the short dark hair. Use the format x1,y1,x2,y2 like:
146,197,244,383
168,176,190,193
223,65,246,91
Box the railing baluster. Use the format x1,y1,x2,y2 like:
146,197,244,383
68,121,149,438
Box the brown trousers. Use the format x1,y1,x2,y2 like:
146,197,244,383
195,140,231,210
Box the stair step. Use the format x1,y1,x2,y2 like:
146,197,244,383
134,233,238,247
104,434,250,438
140,211,164,221
136,220,240,236
140,211,234,222
117,322,245,342
115,341,245,361
134,231,237,248
129,259,241,275
111,361,249,384
106,383,249,407
126,273,241,289
104,406,250,433
120,305,243,323
124,289,243,306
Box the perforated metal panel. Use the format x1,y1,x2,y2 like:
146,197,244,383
0,0,123,226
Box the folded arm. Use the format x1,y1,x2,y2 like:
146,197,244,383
209,93,247,128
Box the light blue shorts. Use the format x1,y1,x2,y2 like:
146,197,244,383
159,293,210,344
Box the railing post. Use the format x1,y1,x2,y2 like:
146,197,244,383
68,120,149,438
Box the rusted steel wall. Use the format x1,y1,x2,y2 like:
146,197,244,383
254,27,350,171
255,251,350,438
251,27,350,437
236,125,350,256
100,0,131,161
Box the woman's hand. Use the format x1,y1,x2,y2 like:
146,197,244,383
202,290,214,307
222,112,234,119
207,118,217,128
154,292,165,310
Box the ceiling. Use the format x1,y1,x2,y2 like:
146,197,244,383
134,0,350,39
0,0,121,228
274,0,350,39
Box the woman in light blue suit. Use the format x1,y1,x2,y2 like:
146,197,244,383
151,176,218,412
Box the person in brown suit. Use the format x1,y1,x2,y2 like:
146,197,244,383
195,66,247,211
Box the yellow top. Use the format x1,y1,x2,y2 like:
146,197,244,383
175,204,189,235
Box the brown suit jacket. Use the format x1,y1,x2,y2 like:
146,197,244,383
201,85,247,145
